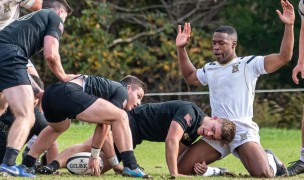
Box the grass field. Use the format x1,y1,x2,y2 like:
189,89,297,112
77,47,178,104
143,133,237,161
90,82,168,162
15,123,304,179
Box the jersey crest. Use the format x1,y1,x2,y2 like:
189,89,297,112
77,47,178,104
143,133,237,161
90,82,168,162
3,1,11,13
232,64,239,73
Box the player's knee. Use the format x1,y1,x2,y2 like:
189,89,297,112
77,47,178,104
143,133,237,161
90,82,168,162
114,110,128,124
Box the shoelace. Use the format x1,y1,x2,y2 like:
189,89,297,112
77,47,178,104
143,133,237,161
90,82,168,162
288,160,299,165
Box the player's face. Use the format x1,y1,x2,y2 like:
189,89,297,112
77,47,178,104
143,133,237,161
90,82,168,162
197,119,222,141
125,85,144,111
212,32,236,64
58,9,68,22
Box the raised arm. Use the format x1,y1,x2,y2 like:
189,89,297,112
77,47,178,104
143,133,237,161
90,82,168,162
264,0,295,73
176,23,201,86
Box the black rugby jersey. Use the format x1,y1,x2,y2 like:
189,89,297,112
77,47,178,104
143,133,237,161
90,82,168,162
0,9,63,58
84,75,128,109
127,100,206,146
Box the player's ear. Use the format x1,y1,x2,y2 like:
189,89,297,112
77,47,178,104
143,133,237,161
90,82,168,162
232,40,237,49
126,85,131,91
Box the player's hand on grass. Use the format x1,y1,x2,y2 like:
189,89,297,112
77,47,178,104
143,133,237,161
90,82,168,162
176,23,191,48
89,157,101,176
276,0,295,25
193,161,208,175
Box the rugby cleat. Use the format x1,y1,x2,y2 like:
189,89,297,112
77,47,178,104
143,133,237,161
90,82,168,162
265,149,287,176
287,160,304,176
122,167,151,178
36,165,56,175
0,164,36,178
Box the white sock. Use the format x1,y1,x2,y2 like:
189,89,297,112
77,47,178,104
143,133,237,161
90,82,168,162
300,147,304,162
202,167,222,176
267,153,277,175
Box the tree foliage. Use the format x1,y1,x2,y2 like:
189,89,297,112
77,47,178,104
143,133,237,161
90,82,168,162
29,0,304,128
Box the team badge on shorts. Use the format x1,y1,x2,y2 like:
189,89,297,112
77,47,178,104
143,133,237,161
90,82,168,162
183,133,190,141
240,131,248,141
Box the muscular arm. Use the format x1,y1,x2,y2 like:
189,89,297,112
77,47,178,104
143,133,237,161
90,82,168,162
264,0,295,73
177,47,201,86
176,23,201,86
44,35,68,81
165,121,184,176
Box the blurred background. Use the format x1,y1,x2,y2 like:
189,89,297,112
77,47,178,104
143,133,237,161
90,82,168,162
25,0,304,129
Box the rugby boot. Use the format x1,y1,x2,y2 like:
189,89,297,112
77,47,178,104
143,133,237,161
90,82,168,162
287,160,304,176
265,149,287,176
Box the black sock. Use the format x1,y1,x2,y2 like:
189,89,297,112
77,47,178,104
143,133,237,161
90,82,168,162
48,160,60,171
22,155,37,167
120,151,138,170
3,147,19,166
22,146,30,161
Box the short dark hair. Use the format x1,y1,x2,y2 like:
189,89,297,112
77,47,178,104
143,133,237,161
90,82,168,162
120,75,147,94
215,26,237,41
219,118,236,145
42,0,73,15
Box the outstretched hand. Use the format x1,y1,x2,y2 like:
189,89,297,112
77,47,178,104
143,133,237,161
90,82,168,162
176,23,191,48
276,0,295,25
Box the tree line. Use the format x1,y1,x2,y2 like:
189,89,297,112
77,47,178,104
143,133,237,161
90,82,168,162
30,0,303,128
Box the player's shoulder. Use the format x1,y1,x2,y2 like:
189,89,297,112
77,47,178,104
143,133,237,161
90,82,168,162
238,55,264,64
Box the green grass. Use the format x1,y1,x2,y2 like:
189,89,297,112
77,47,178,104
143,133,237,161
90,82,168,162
15,124,304,179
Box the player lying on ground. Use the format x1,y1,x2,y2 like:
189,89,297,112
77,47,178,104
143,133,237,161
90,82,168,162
37,100,236,177
22,74,149,177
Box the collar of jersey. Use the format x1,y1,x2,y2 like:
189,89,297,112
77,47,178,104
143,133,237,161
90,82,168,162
217,57,239,66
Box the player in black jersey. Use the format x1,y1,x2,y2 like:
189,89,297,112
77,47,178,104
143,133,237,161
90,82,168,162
38,100,236,177
22,74,148,177
0,0,77,177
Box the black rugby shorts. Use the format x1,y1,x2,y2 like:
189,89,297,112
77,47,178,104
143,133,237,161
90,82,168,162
42,82,97,123
0,44,30,91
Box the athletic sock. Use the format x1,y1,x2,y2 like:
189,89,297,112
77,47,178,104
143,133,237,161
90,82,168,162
2,147,19,166
202,167,222,176
47,160,60,171
120,151,138,170
266,153,277,175
300,147,304,162
22,146,30,160
22,155,37,167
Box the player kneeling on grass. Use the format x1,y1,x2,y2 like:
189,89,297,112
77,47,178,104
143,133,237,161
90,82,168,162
37,100,236,178
22,74,149,178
